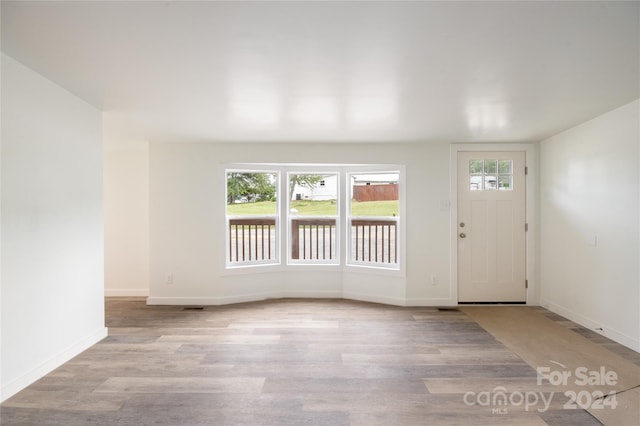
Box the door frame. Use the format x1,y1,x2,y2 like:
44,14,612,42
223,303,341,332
449,144,537,306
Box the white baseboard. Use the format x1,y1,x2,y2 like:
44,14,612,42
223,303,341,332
1,326,108,403
146,293,459,308
149,294,530,309
280,290,344,299
540,299,640,352
342,292,407,307
105,288,149,297
147,292,274,306
147,291,344,306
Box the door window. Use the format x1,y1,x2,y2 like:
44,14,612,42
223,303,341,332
469,159,513,191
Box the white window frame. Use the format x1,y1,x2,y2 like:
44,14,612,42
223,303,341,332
346,169,402,271
225,167,281,269
224,163,405,276
287,170,340,266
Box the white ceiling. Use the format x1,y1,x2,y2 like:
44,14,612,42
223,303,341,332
2,1,639,143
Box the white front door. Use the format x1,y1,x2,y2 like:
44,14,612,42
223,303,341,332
457,151,526,302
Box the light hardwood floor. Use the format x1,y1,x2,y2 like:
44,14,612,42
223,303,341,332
2,298,636,425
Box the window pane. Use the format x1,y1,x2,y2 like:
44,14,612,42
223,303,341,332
484,160,497,174
470,176,482,191
227,171,278,265
484,175,497,190
469,160,483,174
289,173,338,263
291,220,337,261
498,160,512,174
289,174,337,216
226,172,277,215
350,173,399,217
349,172,400,269
498,175,512,190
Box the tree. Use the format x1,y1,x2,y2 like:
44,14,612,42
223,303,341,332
227,172,276,204
289,174,324,201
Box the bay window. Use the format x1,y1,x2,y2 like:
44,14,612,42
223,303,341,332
225,165,402,271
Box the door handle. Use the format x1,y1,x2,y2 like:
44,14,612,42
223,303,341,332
459,233,466,238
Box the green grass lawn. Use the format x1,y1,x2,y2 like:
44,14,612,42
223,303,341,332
227,201,278,215
227,199,398,216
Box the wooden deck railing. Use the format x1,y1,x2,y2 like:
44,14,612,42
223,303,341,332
351,218,398,264
291,218,337,260
229,217,398,265
228,217,276,263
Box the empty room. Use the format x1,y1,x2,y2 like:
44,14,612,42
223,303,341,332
1,1,639,425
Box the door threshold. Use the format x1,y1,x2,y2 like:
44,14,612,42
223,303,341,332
458,301,526,305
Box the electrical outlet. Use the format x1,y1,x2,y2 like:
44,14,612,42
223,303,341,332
166,273,173,285
431,275,438,286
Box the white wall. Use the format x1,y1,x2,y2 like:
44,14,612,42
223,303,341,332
148,142,453,306
103,138,149,296
539,100,640,351
1,54,107,401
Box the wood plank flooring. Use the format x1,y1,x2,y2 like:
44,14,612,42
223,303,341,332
2,298,635,425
